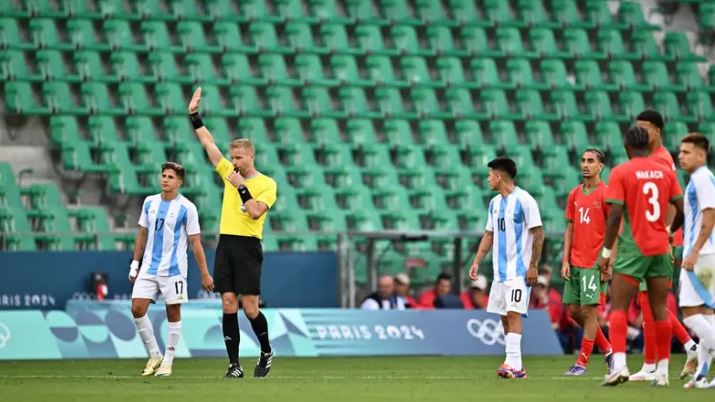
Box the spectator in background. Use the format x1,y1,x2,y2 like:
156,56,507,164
417,273,453,309
530,275,564,330
394,273,418,308
460,274,489,309
361,275,405,310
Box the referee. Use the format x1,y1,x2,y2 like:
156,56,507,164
188,87,278,379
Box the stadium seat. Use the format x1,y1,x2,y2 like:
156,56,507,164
186,53,230,86
643,61,685,92
563,28,605,60
29,18,73,51
515,89,557,121
664,31,706,61
617,1,659,30
686,91,714,122
329,55,368,87
66,19,110,52
259,54,300,86
104,20,147,52
460,26,500,58
401,56,441,87
471,58,512,90
0,50,43,81
550,0,592,29
675,62,706,91
539,59,571,89
506,58,545,90
574,60,615,91
426,26,464,56
345,118,379,144
311,118,343,144
529,27,571,59
365,55,407,87
617,91,646,121
339,86,378,118
559,121,591,151
445,87,484,119
608,60,650,91
221,53,264,85
653,91,696,123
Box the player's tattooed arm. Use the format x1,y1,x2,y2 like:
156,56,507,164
527,226,544,286
188,87,223,167
469,231,493,280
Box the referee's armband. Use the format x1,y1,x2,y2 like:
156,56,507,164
238,184,253,203
189,112,204,129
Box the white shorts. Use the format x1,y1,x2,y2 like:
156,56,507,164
487,276,529,316
679,254,715,308
131,274,188,305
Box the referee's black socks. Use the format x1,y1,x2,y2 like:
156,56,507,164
249,312,272,354
222,313,240,365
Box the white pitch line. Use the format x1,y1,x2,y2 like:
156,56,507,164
0,374,609,381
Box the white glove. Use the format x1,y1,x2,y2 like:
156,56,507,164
128,260,140,282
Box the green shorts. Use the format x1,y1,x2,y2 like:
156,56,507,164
615,252,673,283
563,266,607,305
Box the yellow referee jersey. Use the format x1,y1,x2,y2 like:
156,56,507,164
215,158,277,239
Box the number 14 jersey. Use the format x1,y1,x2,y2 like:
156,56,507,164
565,182,608,268
606,157,683,257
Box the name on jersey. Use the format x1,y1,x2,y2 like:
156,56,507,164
635,170,664,180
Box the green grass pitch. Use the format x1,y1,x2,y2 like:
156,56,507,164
0,355,710,401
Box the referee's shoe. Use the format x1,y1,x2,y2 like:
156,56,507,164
224,363,244,379
254,351,273,377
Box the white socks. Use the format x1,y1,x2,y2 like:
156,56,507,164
641,362,656,372
656,359,669,377
162,321,182,367
504,333,522,371
614,352,627,370
684,314,715,378
134,315,161,358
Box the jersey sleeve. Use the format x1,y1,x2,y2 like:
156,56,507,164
138,197,150,228
254,178,278,209
485,199,494,232
524,195,543,229
185,203,201,236
695,174,715,210
214,158,233,183
668,170,684,202
606,168,625,204
565,188,575,221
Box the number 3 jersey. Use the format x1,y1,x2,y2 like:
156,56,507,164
485,187,542,282
606,156,683,257
565,182,608,268
138,193,201,278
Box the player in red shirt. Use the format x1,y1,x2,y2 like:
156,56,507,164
630,111,698,381
561,148,614,376
598,127,685,386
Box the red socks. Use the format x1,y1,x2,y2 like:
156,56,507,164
595,326,612,354
609,310,628,354
577,338,595,366
669,309,691,345
655,319,672,362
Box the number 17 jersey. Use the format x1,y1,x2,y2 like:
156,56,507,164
606,157,683,256
565,182,608,268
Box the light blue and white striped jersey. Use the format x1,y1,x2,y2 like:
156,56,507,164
684,166,715,256
138,193,201,278
485,187,543,282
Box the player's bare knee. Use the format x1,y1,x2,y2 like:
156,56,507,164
131,302,147,318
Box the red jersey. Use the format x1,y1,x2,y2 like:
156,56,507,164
606,156,683,256
650,145,684,246
565,182,608,268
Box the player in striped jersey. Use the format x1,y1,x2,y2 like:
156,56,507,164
469,157,544,379
677,133,715,389
128,162,214,377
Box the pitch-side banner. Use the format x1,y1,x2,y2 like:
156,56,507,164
0,303,562,359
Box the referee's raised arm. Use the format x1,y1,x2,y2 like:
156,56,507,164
188,87,223,167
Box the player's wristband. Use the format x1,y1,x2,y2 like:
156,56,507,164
601,248,611,259
130,260,139,270
237,184,253,203
189,112,204,129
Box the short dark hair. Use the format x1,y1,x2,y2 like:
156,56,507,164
487,157,517,179
583,147,605,163
681,133,710,152
436,273,452,283
636,109,664,131
161,162,185,180
624,126,650,150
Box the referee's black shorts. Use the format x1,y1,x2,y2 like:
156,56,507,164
214,234,263,295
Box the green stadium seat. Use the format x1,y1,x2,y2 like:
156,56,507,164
632,31,670,62
675,62,706,91
142,21,183,52
375,87,414,119
81,82,123,115
134,0,175,20
0,50,43,81
515,89,557,121
550,89,590,121
335,184,372,210
169,0,213,21
35,50,80,82
391,25,432,56
663,121,689,151
686,91,714,122
155,82,187,114
559,121,590,151
266,85,309,118
65,0,103,19
411,87,448,119
73,51,116,83
239,117,272,145
596,121,627,158
185,53,230,86
318,143,354,168
118,83,162,116
506,58,545,90
518,0,559,28
285,22,325,54
29,18,73,50
274,117,305,145
574,60,614,91
471,58,512,90
436,163,472,190
109,51,154,83
311,118,343,144
356,143,392,169
346,118,379,144
366,55,407,87
617,91,646,121
446,87,484,121
303,86,343,118
484,0,523,27
481,89,519,120
307,0,352,23
5,81,51,115
298,186,339,213
496,27,534,58
529,28,571,59
240,0,282,22
98,0,140,20
488,120,519,148
249,21,292,53
178,21,221,53
410,186,446,211
221,53,264,85
401,56,441,87
460,26,500,58
654,91,695,123
49,115,84,145
230,85,270,117
428,143,462,170
43,82,86,114
446,186,485,210
584,90,620,122
286,165,325,189
700,3,715,33
618,1,659,30
417,119,450,146
103,20,147,52
329,55,368,86
66,19,110,52
464,143,498,175
379,0,421,25
643,61,685,92
88,116,122,145
258,53,300,86
338,87,379,118
214,21,257,53
608,60,650,91
550,0,592,29
564,28,605,60
383,119,414,144
455,120,484,147
664,32,706,62
584,0,620,29
543,146,571,180
458,209,486,232
426,26,462,56
526,120,556,154
124,116,157,145
355,23,395,55
0,18,34,49
539,59,570,89
435,57,468,87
